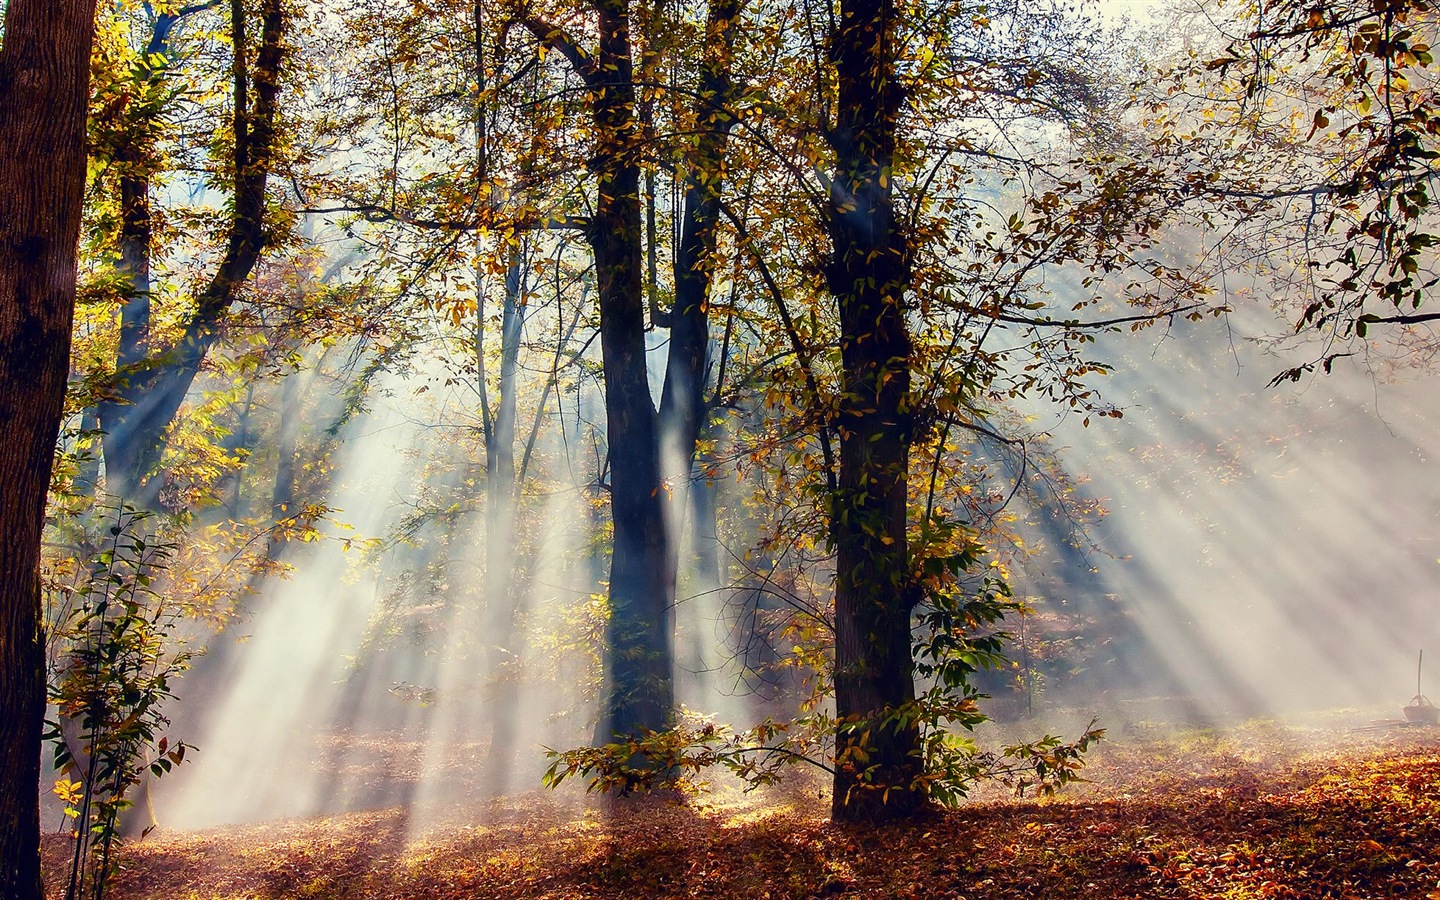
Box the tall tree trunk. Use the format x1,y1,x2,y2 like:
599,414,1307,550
825,0,920,823
657,0,741,582
525,0,741,744
110,162,154,434
526,0,672,741
586,0,673,740
483,246,525,790
0,0,98,893
99,7,191,496
97,0,285,504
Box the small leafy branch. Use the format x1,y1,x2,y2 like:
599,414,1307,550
545,566,1103,807
44,504,193,900
543,711,832,796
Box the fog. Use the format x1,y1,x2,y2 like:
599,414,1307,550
1008,307,1440,725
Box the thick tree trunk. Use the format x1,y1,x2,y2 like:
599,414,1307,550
0,0,98,894
825,0,920,823
588,0,673,741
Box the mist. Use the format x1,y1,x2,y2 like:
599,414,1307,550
1004,305,1440,726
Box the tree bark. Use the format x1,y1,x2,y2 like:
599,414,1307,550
825,0,921,823
657,0,741,581
0,0,98,893
586,0,674,740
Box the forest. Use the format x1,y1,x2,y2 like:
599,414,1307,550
3,0,1440,897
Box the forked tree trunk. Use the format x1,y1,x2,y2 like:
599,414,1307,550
0,0,98,894
97,0,285,504
588,0,674,740
525,0,739,745
657,0,741,583
825,0,921,823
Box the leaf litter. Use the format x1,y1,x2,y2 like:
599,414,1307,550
40,716,1440,899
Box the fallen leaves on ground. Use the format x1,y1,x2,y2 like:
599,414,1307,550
42,719,1440,899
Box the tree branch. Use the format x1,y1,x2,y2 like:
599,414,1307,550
518,12,599,87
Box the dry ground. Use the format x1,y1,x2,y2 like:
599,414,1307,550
40,718,1440,899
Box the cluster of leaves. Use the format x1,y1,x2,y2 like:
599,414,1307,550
1154,0,1440,380
909,543,1103,804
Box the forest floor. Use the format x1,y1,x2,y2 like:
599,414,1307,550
40,714,1440,899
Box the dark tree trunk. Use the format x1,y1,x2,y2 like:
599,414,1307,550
0,0,98,894
96,0,285,504
99,8,184,486
824,0,920,823
587,0,673,740
525,0,739,745
110,162,154,418
523,0,672,742
657,0,741,579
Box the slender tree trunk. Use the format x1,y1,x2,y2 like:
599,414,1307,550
110,162,155,425
825,0,921,823
222,383,256,518
689,438,722,594
0,0,98,893
97,157,157,501
483,247,525,790
657,0,741,580
97,10,180,495
271,365,303,523
76,407,104,496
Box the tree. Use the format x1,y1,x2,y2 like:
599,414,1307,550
756,0,1199,820
95,0,287,504
543,1,1196,817
658,0,743,592
520,0,742,743
821,0,923,821
0,0,100,893
292,0,742,757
